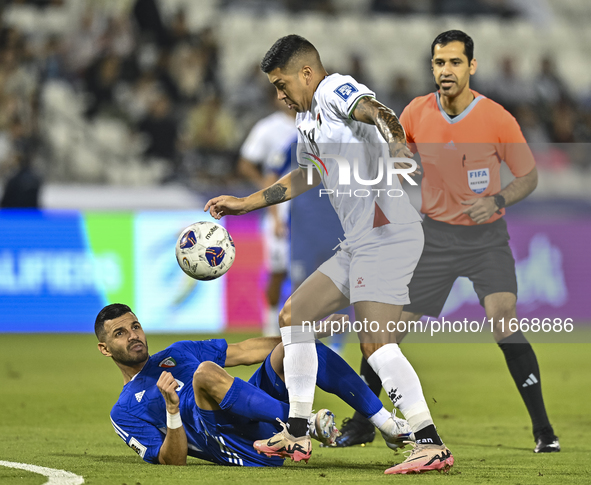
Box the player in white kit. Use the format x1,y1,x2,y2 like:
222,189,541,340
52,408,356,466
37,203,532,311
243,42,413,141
205,35,453,474
238,100,297,336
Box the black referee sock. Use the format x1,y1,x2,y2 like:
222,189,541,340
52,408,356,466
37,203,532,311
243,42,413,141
351,357,382,424
498,331,554,439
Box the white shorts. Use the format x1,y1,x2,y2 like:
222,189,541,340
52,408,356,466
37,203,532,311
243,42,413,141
317,222,424,305
262,210,290,274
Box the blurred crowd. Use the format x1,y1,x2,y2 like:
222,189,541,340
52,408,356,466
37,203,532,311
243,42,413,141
0,0,588,203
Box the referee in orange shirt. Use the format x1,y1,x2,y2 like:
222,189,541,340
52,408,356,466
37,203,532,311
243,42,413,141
336,30,559,454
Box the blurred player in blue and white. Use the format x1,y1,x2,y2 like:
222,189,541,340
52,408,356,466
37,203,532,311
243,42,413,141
205,35,453,474
237,99,296,336
96,303,411,466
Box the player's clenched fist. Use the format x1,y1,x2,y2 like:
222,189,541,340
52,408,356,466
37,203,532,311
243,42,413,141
157,371,180,412
204,195,248,220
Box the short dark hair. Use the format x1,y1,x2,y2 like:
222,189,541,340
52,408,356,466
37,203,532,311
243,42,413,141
431,30,474,63
260,34,318,73
95,303,133,341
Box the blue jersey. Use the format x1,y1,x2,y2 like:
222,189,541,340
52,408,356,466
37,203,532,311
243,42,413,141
109,339,281,467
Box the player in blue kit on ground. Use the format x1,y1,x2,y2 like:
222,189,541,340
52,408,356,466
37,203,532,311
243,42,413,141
95,303,412,466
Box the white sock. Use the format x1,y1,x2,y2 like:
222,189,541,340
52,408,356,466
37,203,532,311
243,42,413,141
280,326,317,419
369,407,391,429
263,305,280,337
367,343,434,433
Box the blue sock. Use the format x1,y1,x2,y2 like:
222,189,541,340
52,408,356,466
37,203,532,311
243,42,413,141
219,377,289,423
315,342,383,419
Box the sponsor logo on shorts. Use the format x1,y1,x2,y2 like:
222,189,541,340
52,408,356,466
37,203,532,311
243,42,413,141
129,437,147,458
355,277,365,288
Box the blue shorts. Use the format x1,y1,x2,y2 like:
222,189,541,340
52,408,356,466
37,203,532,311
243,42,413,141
191,354,288,467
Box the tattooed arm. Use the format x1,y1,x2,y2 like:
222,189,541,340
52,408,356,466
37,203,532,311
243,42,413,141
204,167,321,220
351,97,413,159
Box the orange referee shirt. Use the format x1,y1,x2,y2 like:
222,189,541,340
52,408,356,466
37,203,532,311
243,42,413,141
399,90,535,225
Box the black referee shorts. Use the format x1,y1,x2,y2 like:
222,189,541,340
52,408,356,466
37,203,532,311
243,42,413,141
403,216,518,317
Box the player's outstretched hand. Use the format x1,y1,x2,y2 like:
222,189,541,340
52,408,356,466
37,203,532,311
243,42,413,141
204,196,247,220
157,371,180,413
461,197,498,224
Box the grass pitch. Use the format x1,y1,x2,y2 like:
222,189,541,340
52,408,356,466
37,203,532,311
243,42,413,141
0,333,590,484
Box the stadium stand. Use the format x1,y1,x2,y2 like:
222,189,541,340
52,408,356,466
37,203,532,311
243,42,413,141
0,0,589,202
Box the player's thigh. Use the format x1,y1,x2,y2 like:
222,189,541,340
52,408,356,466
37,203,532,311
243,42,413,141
280,267,350,327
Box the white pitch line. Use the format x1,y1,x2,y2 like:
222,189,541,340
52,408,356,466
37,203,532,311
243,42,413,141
0,461,84,485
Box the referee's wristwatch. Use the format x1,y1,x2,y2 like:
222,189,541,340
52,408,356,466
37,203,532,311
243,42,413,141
493,194,506,214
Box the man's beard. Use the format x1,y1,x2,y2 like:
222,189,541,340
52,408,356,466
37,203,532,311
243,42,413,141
111,340,149,367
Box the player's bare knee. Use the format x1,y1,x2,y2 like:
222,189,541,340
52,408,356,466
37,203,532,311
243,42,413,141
193,361,224,391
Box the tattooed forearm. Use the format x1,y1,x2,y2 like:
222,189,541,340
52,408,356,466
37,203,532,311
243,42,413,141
374,108,406,145
352,97,406,145
263,184,287,205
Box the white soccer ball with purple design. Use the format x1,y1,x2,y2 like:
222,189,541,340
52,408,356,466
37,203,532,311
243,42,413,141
175,221,236,281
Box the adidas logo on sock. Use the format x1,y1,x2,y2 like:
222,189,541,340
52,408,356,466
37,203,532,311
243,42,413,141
135,390,145,402
522,373,539,387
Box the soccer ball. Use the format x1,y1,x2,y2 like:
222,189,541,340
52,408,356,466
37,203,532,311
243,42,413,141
175,221,236,281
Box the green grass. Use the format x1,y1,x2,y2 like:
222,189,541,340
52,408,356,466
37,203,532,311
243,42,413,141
0,333,590,484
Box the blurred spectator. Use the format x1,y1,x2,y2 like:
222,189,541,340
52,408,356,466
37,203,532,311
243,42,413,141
514,104,550,144
534,56,571,107
84,54,123,119
138,92,179,167
228,62,274,128
348,54,373,89
38,36,67,82
64,8,108,78
285,0,335,14
168,9,193,49
384,74,415,116
1,151,41,209
372,0,416,14
550,99,576,143
182,95,238,152
133,0,169,47
169,43,208,103
432,0,519,16
479,56,533,114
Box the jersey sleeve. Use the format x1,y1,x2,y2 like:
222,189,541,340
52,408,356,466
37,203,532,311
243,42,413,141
323,76,375,120
497,110,536,177
176,339,228,367
239,120,268,164
110,409,163,464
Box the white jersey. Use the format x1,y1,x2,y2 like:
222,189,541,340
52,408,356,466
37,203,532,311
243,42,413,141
296,73,421,246
240,111,297,172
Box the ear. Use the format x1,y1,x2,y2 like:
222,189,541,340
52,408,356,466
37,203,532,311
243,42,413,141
98,342,112,357
301,65,313,85
470,58,478,76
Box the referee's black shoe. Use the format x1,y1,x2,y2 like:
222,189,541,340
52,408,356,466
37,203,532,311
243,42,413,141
333,417,375,447
534,434,561,453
